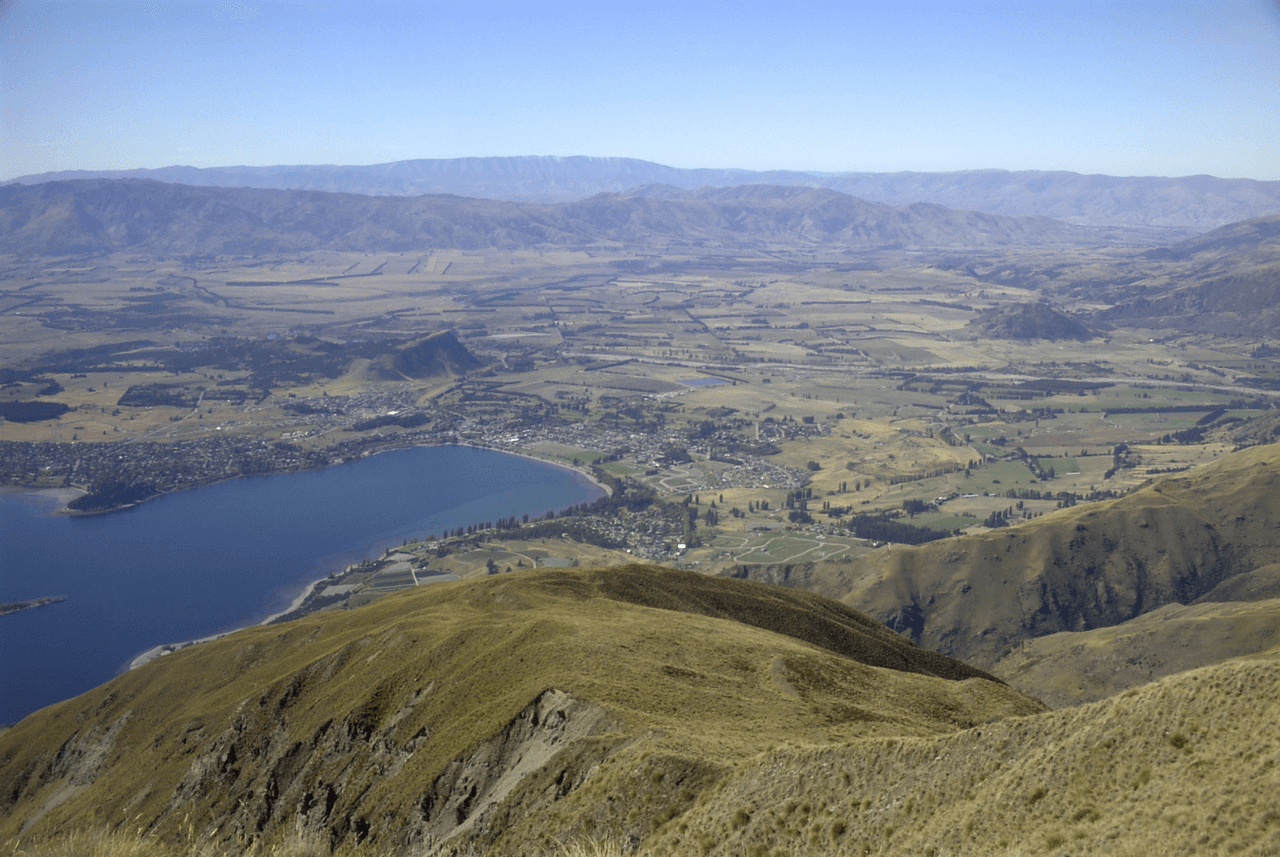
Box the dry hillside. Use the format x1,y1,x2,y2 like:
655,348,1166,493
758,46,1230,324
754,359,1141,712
825,443,1280,672
2,568,1278,856
0,567,1037,856
647,657,1280,857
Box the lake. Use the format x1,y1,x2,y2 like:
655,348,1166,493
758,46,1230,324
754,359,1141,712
0,445,604,725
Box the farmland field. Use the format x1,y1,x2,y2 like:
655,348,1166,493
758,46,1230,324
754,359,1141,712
3,241,1278,600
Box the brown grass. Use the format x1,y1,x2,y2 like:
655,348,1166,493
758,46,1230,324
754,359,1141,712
645,658,1280,857
0,567,1038,855
829,442,1280,669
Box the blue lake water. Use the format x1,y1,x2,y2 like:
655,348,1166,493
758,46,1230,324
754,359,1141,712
0,445,603,725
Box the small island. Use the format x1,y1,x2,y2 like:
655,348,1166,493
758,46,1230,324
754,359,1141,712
0,596,67,617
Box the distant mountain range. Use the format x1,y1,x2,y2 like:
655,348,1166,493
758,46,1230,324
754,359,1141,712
0,178,1111,256
10,155,1280,231
5,176,1279,335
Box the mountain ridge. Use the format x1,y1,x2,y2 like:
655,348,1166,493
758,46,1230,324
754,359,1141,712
0,566,1039,854
796,443,1280,673
0,178,1113,257
3,565,1278,855
10,156,1280,231
1096,213,1280,335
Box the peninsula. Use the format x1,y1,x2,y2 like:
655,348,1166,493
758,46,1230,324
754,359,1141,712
0,596,67,617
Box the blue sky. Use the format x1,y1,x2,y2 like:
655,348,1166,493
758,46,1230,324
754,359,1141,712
3,0,1279,180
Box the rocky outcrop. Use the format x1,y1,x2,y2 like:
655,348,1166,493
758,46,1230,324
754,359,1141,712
162,684,614,851
414,689,615,852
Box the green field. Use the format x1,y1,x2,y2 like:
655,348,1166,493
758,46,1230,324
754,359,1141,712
1037,456,1081,474
597,460,642,477
964,460,1038,493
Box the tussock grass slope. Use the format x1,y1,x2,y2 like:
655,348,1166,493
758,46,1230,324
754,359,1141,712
0,567,1038,855
647,658,1280,857
992,597,1280,707
832,442,1280,670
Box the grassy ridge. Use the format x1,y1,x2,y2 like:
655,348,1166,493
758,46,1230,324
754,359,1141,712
646,658,1280,857
9,661,1278,856
0,567,1038,855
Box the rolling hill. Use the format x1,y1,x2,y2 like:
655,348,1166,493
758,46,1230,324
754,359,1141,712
991,596,1280,708
0,567,1038,855
965,300,1096,340
800,443,1280,677
3,566,1278,856
10,156,1280,231
386,330,484,381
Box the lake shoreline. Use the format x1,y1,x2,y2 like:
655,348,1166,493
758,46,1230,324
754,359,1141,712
121,444,608,671
127,573,327,670
2,444,607,724
32,440,611,517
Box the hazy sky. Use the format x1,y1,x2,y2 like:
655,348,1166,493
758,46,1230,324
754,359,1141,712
3,0,1279,180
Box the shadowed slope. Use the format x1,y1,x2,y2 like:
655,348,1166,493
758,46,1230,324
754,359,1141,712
524,565,999,681
992,598,1280,707
834,443,1280,670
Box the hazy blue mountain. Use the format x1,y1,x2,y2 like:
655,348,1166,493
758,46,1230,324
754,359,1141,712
10,156,1280,232
0,179,1110,256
